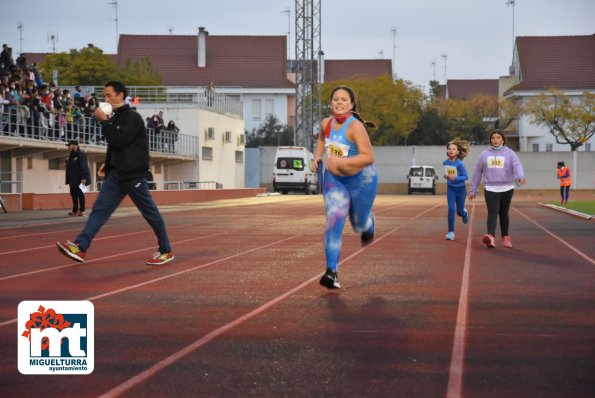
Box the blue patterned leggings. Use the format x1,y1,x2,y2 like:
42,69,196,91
323,166,378,271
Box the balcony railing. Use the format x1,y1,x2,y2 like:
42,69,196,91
87,86,243,117
0,109,197,157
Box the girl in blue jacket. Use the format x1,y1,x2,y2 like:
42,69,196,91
443,139,470,240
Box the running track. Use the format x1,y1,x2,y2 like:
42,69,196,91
0,195,593,397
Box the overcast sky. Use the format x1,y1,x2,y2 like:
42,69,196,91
1,0,593,90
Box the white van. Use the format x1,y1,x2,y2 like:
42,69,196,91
407,165,437,195
273,146,319,195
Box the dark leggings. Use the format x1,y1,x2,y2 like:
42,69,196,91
484,189,514,237
560,185,570,202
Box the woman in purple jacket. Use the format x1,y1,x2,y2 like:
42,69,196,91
469,130,525,248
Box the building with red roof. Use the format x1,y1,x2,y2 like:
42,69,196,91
503,35,595,152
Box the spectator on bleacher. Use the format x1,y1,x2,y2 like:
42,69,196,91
0,86,9,133
30,63,44,87
1,46,13,73
64,101,75,141
165,120,179,153
52,89,63,139
145,116,156,150
84,93,101,143
7,83,21,135
36,97,50,139
15,54,27,71
151,114,163,151
73,85,85,107
0,44,8,71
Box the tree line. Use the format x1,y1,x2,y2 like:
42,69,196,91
247,75,594,153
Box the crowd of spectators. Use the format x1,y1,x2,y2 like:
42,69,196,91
145,110,179,153
0,44,103,144
0,43,181,153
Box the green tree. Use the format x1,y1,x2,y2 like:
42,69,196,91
524,89,595,188
408,107,450,145
320,75,424,145
246,115,293,147
524,89,595,151
428,80,441,100
39,46,161,86
426,95,522,144
40,46,119,86
118,58,162,86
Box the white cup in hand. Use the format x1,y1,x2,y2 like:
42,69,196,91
99,102,112,116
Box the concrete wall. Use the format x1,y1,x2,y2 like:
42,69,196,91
250,145,595,191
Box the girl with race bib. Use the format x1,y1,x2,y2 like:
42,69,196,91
443,139,471,241
469,130,525,249
311,85,378,289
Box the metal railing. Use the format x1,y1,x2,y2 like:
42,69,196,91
97,180,221,191
0,110,197,157
88,86,243,117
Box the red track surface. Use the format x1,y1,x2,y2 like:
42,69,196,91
0,195,594,397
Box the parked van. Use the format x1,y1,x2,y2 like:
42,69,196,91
273,146,319,195
407,165,437,195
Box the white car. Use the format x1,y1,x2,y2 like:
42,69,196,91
407,165,437,195
272,146,319,195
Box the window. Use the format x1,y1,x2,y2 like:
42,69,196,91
252,99,262,121
205,127,215,140
410,167,423,177
224,131,232,143
27,156,33,170
235,151,244,163
276,157,304,171
585,143,591,152
49,158,65,170
238,134,246,145
545,143,553,152
532,143,539,152
265,99,274,117
202,147,213,160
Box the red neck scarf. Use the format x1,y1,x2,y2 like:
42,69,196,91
332,112,351,124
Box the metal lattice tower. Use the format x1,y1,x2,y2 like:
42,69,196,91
294,0,321,151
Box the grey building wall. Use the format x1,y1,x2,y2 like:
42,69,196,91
247,146,595,190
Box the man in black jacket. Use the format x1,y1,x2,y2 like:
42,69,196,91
65,140,90,216
57,81,174,266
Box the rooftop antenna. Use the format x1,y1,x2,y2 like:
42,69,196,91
167,25,174,35
47,32,59,53
378,49,384,59
431,60,436,81
506,0,516,63
108,0,119,49
17,23,23,54
281,8,291,61
390,26,397,79
440,53,447,84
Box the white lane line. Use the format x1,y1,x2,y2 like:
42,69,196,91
513,207,594,265
97,203,442,398
446,202,475,398
0,235,299,328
